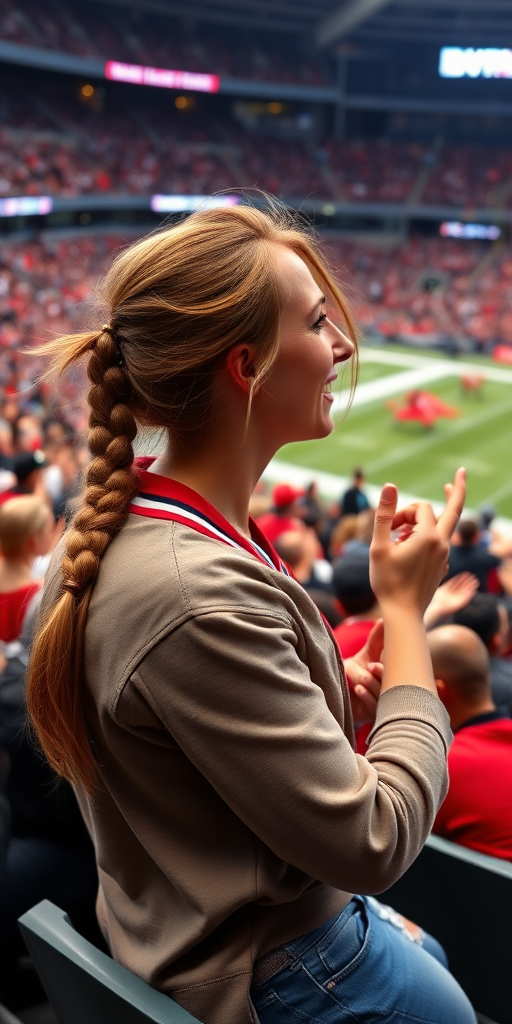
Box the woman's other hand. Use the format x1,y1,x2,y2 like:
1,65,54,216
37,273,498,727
344,619,384,723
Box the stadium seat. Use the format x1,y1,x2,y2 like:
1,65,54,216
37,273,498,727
18,900,203,1024
383,834,512,1024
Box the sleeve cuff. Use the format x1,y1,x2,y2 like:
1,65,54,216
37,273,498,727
367,685,452,752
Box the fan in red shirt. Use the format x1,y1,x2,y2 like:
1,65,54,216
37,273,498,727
428,624,512,861
0,496,53,643
256,482,305,546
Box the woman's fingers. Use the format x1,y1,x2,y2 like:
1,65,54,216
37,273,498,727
437,467,466,543
365,619,384,664
372,483,398,547
391,501,437,533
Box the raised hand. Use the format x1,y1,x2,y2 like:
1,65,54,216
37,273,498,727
369,468,466,619
423,571,478,629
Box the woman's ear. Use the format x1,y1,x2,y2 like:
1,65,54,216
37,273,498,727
225,344,258,394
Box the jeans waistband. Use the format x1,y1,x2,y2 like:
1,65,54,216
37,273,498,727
252,946,297,987
252,902,357,988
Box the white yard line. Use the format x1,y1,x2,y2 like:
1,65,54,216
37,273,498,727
333,363,451,413
359,346,512,385
486,477,512,506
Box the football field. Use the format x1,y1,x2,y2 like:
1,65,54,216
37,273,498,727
267,345,512,524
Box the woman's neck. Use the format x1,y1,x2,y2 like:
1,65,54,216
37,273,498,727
150,441,271,540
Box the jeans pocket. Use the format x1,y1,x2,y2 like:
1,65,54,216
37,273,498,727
317,896,370,983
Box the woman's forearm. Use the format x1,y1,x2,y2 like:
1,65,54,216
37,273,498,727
380,608,438,696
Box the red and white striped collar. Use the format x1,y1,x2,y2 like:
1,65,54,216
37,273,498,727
130,457,288,575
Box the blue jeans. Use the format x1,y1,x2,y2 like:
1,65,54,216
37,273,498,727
250,896,476,1024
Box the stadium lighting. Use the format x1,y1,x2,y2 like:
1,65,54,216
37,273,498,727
439,47,512,79
0,196,53,217
440,221,501,240
151,195,241,213
104,60,220,93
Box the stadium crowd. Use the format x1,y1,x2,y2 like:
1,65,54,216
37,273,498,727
3,233,512,365
329,236,512,348
0,0,330,87
2,81,512,212
4,114,512,211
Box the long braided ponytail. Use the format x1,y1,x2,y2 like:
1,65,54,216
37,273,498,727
26,327,138,792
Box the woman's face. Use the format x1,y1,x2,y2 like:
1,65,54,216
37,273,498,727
255,247,354,448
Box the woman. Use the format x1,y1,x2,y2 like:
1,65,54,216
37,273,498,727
27,205,473,1024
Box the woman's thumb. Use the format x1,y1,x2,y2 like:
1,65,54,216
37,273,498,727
372,483,398,544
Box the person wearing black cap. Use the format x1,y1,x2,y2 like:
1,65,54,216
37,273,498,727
332,549,379,659
0,450,48,509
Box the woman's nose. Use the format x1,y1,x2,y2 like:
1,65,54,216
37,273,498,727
333,327,355,364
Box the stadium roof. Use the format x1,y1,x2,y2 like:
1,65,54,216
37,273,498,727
91,0,512,48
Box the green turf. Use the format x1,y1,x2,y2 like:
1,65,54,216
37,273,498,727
279,350,512,517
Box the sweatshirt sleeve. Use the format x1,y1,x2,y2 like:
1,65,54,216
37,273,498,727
130,606,451,895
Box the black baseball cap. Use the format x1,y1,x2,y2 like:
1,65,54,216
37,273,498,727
13,449,48,483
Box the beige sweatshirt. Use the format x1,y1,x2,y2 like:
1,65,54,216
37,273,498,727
41,511,452,1024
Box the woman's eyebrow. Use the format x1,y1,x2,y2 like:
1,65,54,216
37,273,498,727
308,295,326,318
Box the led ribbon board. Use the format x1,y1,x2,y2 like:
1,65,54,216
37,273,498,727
0,196,53,216
151,195,240,212
105,60,220,93
439,47,512,79
440,222,501,240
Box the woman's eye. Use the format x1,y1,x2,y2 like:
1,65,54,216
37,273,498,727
312,313,327,332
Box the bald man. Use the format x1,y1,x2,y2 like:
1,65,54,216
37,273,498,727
428,625,512,861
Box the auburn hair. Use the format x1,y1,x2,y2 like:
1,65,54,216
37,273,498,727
26,201,358,794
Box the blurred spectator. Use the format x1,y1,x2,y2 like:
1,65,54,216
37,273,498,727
303,588,343,629
44,440,81,520
452,593,512,716
274,529,332,594
447,517,502,591
0,420,14,475
477,504,497,548
256,483,304,546
428,624,512,860
329,514,359,561
14,413,43,453
0,495,51,642
339,468,370,518
296,481,323,529
0,450,48,508
332,549,378,657
0,594,97,957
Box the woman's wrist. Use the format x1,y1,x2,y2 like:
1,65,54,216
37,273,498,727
379,610,437,695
